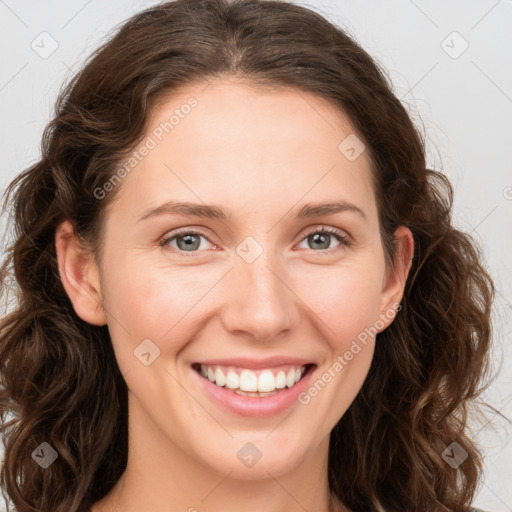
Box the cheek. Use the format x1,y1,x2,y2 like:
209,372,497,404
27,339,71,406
100,256,203,372
292,261,385,350
293,264,383,431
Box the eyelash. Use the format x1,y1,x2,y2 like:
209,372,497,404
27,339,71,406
158,226,353,257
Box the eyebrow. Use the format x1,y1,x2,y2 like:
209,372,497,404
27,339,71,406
137,200,367,223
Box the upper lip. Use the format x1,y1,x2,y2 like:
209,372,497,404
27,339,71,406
193,356,315,369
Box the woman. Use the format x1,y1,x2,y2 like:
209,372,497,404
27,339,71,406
0,1,494,511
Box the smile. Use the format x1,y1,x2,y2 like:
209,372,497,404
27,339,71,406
192,363,311,395
190,358,317,417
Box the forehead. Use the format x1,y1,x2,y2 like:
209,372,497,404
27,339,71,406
148,77,359,150
106,77,377,226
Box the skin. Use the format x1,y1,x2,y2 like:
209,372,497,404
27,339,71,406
56,76,414,512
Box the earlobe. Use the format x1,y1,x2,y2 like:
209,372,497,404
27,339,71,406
55,220,107,326
377,226,414,330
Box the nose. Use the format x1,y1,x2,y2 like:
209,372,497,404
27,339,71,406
220,249,301,341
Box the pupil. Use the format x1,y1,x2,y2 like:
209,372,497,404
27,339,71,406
311,233,329,250
178,234,200,251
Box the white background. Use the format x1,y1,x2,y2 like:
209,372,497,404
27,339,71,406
0,1,511,511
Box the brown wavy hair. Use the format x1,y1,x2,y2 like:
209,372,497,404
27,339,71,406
0,0,495,510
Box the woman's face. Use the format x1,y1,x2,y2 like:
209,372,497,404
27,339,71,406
64,77,411,482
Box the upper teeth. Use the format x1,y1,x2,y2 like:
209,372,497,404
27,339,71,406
199,364,306,392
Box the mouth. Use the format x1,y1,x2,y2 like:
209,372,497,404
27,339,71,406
191,362,316,398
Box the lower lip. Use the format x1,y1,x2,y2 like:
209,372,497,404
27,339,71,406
192,365,315,418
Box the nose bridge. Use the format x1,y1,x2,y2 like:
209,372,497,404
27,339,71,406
221,235,299,339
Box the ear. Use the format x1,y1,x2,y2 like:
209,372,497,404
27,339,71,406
376,225,414,330
55,219,107,326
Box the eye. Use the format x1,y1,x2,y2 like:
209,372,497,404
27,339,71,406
159,230,216,255
159,226,352,256
296,226,352,254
